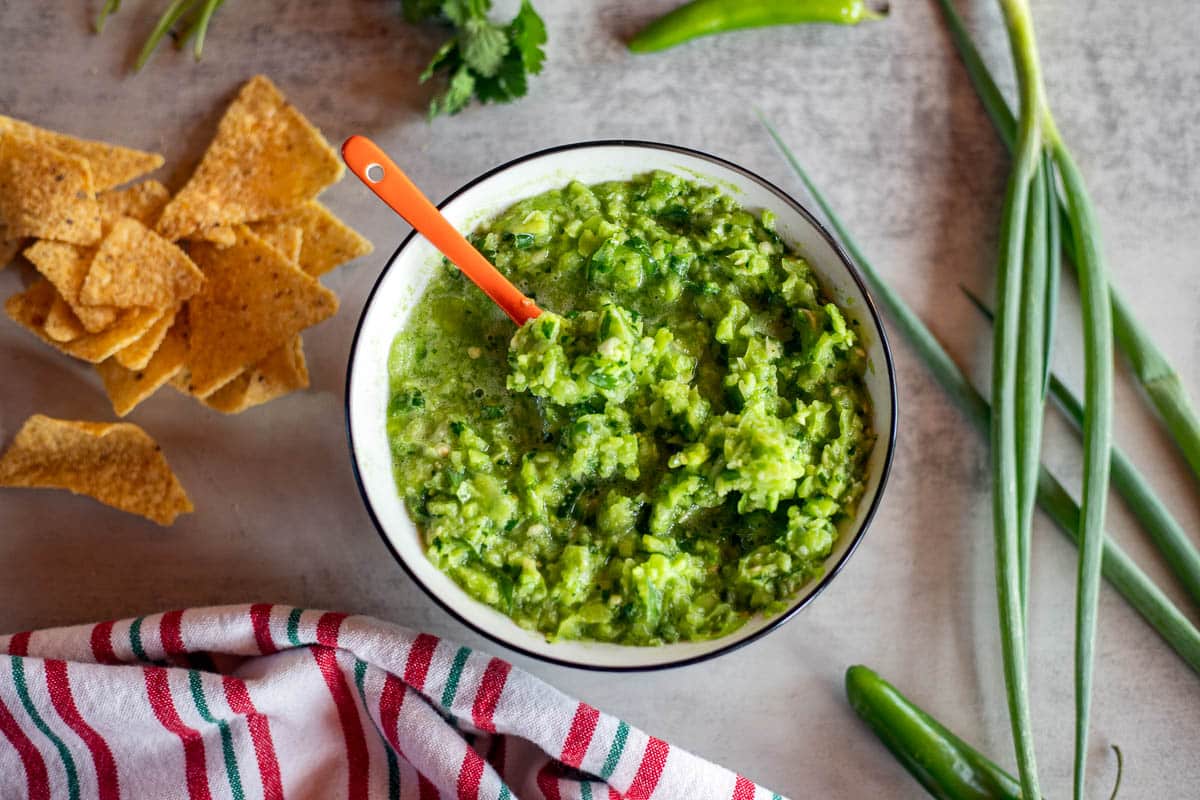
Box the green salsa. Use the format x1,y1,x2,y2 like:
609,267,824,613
387,171,873,645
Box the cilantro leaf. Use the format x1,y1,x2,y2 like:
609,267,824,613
430,63,478,118
459,17,510,78
419,38,459,83
510,0,547,75
440,0,490,26
474,47,529,104
411,0,547,118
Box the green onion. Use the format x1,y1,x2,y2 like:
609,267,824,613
964,288,1200,611
1015,158,1051,614
1035,468,1200,676
134,0,196,71
933,0,1014,152
179,0,226,61
94,0,122,34
760,119,1200,679
94,0,229,70
997,4,1114,796
1109,746,1124,800
1055,372,1200,611
934,0,1200,490
1017,159,1056,618
1041,150,1061,400
1047,120,1114,800
987,2,1051,793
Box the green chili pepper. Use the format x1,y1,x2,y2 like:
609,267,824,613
845,665,1023,800
628,0,886,53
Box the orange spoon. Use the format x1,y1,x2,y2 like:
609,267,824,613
342,135,543,326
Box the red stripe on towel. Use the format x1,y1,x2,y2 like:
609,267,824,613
144,666,212,800
223,676,283,800
471,659,511,733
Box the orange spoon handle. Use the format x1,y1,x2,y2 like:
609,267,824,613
342,135,542,326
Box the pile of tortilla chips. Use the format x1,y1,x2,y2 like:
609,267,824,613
1,75,372,525
2,75,371,418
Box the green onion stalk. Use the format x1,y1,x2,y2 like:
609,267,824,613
761,119,1200,676
762,120,1192,800
94,0,121,33
987,2,1059,795
761,120,1200,676
934,0,1200,491
94,0,227,69
1015,154,1053,616
991,3,1115,796
965,287,1200,613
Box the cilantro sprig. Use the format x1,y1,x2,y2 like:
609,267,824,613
405,0,547,118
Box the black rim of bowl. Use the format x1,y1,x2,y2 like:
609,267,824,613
344,139,899,672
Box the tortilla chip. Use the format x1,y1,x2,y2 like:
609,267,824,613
0,233,22,270
156,75,342,241
183,227,337,397
0,116,163,192
189,224,238,248
23,240,118,332
163,310,196,394
114,305,178,371
80,218,204,309
202,335,309,414
0,414,191,525
44,294,86,342
250,222,303,264
0,136,102,245
169,370,192,395
252,201,372,276
97,317,189,417
99,180,170,232
6,279,163,363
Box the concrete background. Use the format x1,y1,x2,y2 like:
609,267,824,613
2,1,1199,795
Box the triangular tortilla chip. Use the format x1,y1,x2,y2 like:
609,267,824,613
156,75,342,241
23,240,118,332
249,222,303,264
169,370,192,395
252,201,372,276
6,279,164,363
114,305,178,371
202,335,309,414
44,293,86,342
99,180,170,232
0,414,191,526
97,317,189,417
0,135,102,245
80,218,204,309
184,227,337,397
188,224,238,248
0,116,163,192
0,231,22,270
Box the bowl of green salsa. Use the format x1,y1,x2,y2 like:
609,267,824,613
347,142,897,670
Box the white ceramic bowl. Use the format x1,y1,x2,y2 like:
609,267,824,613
346,141,897,670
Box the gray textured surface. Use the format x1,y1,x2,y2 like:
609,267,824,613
2,1,1199,796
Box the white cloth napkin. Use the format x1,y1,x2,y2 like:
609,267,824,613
0,604,785,800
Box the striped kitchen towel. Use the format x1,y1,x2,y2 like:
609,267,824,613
0,605,785,800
